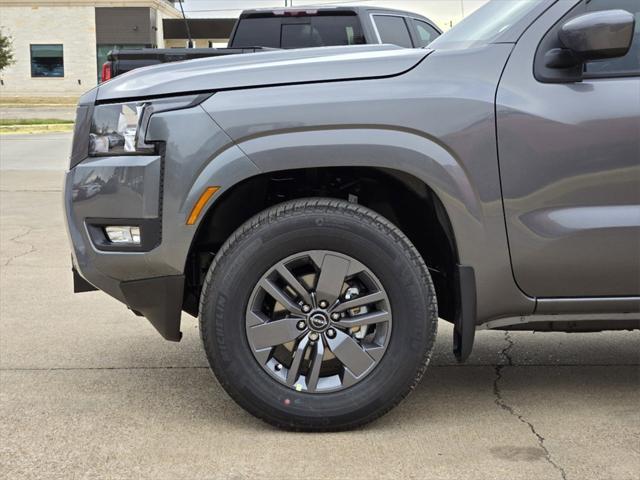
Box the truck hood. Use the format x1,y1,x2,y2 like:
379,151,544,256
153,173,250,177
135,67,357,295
96,45,431,101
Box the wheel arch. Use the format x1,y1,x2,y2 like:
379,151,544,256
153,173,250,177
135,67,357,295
182,165,461,324
180,127,485,358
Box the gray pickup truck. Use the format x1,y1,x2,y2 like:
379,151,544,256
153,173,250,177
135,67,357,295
65,0,639,430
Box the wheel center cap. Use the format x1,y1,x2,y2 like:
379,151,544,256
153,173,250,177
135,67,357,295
308,311,329,331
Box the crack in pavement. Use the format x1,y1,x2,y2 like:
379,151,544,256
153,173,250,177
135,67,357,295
493,331,568,480
2,226,36,267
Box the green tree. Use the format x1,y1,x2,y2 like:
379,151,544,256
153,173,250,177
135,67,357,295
0,30,15,72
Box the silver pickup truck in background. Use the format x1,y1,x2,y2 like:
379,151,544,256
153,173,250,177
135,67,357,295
101,6,441,80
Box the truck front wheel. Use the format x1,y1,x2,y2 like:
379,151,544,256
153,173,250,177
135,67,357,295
199,198,437,430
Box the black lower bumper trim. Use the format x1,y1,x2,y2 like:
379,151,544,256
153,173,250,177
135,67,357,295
120,275,184,341
73,267,98,293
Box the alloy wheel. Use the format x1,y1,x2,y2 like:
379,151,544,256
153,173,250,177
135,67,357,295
245,250,392,393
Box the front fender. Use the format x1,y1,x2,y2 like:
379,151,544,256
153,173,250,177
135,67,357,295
237,126,483,226
186,126,484,267
167,43,536,323
187,121,532,323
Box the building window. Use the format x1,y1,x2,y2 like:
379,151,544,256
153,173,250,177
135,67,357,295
30,44,64,78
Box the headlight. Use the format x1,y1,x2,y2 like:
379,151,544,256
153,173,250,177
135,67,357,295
88,94,211,156
89,101,153,155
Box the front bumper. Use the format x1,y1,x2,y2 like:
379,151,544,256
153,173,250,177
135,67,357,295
64,94,261,341
64,154,185,341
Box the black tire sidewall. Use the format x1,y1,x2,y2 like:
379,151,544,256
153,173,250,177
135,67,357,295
200,203,436,429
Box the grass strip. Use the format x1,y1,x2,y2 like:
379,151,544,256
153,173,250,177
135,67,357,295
0,119,74,126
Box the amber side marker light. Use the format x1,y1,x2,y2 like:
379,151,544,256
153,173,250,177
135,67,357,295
187,186,220,225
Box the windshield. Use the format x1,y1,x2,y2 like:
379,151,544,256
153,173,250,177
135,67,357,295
429,0,545,49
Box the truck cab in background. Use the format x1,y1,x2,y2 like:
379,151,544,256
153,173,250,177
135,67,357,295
102,6,441,81
228,6,441,49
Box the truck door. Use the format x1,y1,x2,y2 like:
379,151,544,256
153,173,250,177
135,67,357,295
496,0,640,297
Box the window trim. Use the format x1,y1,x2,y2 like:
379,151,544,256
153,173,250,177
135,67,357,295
30,43,65,78
370,13,415,48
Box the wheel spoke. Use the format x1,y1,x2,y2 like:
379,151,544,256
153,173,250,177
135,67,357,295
286,335,310,386
326,329,375,378
259,277,303,314
246,310,268,327
246,250,393,393
333,310,391,329
315,253,350,305
332,291,386,313
306,340,325,392
275,263,312,305
247,317,304,350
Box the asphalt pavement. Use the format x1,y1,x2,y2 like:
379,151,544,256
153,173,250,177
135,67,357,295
1,132,639,480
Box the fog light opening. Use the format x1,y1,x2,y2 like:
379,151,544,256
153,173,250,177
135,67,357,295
104,226,141,245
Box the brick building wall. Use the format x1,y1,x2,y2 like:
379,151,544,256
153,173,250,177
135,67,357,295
1,5,97,98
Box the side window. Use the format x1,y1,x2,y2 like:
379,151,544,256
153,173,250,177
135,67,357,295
373,15,413,48
30,44,64,78
583,0,639,77
414,20,440,47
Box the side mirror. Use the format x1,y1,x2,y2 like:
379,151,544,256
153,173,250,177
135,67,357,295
545,9,635,70
559,9,635,62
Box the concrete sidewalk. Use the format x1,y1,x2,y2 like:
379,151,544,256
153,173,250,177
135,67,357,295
0,134,639,480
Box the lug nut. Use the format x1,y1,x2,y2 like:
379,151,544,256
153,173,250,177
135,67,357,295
302,304,311,313
330,312,340,321
319,300,329,309
326,328,336,339
309,332,319,341
296,320,306,330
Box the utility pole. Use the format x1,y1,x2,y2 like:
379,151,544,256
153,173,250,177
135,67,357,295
460,0,465,18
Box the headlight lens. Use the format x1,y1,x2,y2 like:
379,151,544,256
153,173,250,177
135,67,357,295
89,102,152,155
88,94,211,156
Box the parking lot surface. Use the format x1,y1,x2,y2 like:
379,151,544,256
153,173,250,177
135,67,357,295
1,133,639,480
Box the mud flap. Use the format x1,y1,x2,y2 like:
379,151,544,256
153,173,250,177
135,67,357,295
120,275,185,342
453,265,476,362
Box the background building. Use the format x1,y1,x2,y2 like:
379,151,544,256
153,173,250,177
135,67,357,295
0,0,182,98
163,18,236,48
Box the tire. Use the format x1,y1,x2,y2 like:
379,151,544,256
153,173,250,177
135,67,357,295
199,198,438,431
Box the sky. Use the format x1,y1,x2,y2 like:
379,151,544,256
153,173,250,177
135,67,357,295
181,0,491,30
